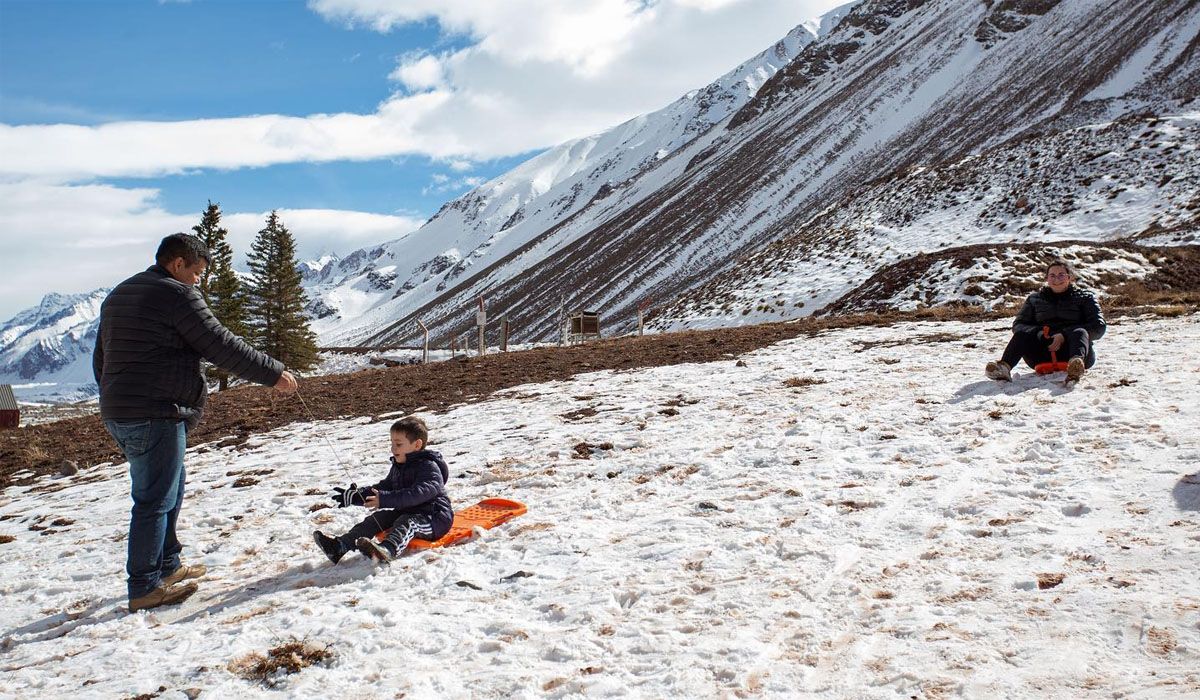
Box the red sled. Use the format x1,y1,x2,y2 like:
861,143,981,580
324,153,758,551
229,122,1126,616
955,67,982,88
377,498,527,550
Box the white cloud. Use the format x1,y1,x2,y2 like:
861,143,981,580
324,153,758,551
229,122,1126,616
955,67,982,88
0,181,422,320
390,51,447,91
313,0,651,75
0,0,847,181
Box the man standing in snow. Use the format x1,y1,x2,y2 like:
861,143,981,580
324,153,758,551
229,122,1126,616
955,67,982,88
94,233,298,612
985,258,1106,382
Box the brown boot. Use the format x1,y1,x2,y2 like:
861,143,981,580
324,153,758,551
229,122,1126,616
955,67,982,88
1066,356,1085,382
161,563,207,587
985,360,1011,381
129,582,199,613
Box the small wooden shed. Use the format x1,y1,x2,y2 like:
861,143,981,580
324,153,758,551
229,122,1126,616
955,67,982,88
568,311,602,344
0,384,18,429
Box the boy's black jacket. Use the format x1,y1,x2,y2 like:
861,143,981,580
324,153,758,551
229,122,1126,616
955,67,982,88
369,450,453,538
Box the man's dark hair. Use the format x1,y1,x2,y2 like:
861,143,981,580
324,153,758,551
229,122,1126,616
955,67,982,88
1046,258,1075,276
156,233,212,267
391,416,429,446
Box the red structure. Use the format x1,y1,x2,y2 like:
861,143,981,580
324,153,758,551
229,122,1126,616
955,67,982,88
0,384,18,429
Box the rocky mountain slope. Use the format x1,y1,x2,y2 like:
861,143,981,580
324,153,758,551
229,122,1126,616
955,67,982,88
321,0,1200,346
653,110,1200,328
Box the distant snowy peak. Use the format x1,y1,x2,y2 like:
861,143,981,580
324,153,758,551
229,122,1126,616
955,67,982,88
0,290,105,351
0,289,106,399
299,255,340,284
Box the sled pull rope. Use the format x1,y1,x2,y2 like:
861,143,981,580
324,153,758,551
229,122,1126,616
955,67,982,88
293,386,388,535
294,387,356,474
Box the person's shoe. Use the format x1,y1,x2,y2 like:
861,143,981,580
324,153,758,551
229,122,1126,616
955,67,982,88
128,582,198,613
313,530,347,564
355,537,395,564
985,360,1012,381
161,563,206,588
1066,356,1085,382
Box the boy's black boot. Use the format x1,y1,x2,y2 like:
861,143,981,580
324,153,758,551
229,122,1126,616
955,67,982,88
313,530,346,564
355,537,396,564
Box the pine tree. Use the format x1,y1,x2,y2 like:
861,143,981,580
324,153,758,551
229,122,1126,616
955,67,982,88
245,210,319,372
192,201,250,390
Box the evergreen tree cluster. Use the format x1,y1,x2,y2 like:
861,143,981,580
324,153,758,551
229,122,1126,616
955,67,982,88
186,203,320,384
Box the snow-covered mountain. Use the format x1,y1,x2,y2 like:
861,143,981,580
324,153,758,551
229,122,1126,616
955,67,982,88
301,8,854,345
308,0,1199,345
0,290,106,403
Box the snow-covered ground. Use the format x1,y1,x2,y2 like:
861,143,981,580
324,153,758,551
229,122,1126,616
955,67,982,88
1,314,1198,698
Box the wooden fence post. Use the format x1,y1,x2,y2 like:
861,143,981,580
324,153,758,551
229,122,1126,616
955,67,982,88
501,314,509,352
477,297,486,357
417,320,429,363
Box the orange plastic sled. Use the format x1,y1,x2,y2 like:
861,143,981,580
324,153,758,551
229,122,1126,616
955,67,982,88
1034,326,1070,375
376,498,527,550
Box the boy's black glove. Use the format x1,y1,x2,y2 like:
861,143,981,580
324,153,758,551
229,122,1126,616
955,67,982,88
330,483,367,508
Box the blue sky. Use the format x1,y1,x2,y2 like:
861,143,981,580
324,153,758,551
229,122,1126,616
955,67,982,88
0,0,524,217
0,0,846,319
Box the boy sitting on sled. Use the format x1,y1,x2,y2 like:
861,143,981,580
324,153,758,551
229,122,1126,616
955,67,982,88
313,416,453,563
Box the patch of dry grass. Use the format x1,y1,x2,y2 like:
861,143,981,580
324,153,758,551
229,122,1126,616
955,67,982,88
783,376,827,388
229,640,333,687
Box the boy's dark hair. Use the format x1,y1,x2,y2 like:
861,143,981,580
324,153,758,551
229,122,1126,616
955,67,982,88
1046,258,1075,276
156,233,212,267
391,416,429,446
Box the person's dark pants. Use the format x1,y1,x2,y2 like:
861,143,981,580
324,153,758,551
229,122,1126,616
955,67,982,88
104,419,188,599
337,509,435,553
1000,328,1096,370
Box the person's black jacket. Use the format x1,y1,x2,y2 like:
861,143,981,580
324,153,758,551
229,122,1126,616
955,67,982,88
93,265,284,431
369,450,453,539
1012,285,1107,340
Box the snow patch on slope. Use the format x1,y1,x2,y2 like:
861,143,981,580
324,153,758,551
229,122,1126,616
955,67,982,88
2,314,1198,696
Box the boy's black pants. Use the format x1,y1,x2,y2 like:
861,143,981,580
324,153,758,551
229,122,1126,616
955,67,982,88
337,509,435,551
1000,328,1096,370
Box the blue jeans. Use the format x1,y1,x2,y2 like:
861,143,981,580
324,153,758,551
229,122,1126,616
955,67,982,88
104,419,187,599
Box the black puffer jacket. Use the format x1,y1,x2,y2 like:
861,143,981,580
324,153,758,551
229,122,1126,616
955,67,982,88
369,450,454,539
1012,285,1107,340
93,265,284,430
